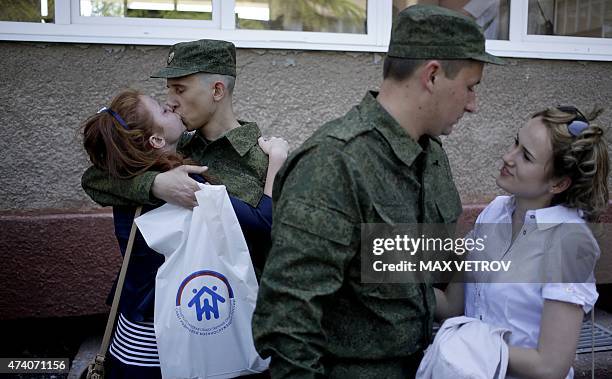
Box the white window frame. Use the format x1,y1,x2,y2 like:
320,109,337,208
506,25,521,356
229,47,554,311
70,0,219,28
486,1,612,61
0,0,390,51
0,0,611,61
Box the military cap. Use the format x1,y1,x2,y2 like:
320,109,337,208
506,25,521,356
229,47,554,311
388,4,504,65
151,39,236,78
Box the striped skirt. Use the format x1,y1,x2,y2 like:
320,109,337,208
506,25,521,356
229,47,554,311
109,313,160,367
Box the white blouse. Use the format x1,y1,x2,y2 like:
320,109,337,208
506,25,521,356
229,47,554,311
464,196,599,379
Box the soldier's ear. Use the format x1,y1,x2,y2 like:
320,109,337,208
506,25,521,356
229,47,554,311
212,81,226,102
420,60,441,93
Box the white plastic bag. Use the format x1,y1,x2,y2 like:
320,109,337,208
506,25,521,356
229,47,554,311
135,185,269,379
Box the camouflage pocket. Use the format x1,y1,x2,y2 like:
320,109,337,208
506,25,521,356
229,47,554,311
361,282,422,300
435,199,462,224
278,199,354,246
372,202,418,225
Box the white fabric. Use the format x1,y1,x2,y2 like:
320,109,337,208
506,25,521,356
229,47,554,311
135,185,269,379
464,196,599,379
416,316,510,379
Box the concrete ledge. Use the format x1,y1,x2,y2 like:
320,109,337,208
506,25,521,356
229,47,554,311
0,210,120,320
1,204,610,320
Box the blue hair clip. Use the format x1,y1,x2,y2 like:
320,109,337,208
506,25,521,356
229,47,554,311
97,106,130,131
556,106,589,137
567,120,589,137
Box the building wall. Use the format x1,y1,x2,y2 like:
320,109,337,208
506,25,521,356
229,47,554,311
1,41,611,319
1,41,611,211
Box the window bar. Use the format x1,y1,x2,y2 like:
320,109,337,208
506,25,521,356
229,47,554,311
508,0,526,41
575,0,580,35
218,0,235,30
55,0,71,24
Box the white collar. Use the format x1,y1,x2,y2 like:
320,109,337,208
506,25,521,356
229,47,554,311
503,196,584,230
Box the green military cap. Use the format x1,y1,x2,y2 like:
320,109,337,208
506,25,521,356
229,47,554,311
388,4,504,65
151,39,237,78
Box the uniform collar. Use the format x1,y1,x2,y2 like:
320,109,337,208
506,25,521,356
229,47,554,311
505,196,584,230
224,120,261,156
360,91,423,167
194,120,260,157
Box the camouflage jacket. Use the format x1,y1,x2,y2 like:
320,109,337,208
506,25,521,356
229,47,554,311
252,92,462,378
81,121,268,208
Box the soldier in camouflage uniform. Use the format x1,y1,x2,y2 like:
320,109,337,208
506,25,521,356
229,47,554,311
252,5,504,378
82,39,269,210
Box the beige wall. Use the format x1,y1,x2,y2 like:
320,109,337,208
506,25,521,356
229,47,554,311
1,41,611,210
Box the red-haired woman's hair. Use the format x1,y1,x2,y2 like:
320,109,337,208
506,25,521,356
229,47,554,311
82,89,190,179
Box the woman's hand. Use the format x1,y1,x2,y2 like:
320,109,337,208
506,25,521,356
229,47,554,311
258,136,289,160
434,283,465,321
258,137,289,197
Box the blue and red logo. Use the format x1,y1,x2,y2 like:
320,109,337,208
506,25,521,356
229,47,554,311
175,270,235,335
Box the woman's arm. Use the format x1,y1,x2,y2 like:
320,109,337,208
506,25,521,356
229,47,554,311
258,137,289,196
507,299,583,379
434,282,465,321
229,195,272,235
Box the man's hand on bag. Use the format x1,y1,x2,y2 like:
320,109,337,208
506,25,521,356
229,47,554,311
151,165,208,208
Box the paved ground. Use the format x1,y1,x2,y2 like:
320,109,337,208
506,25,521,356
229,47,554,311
2,308,612,378
65,308,612,378
575,308,612,379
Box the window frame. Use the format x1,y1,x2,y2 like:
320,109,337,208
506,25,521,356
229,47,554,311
0,0,610,61
0,0,389,51
485,1,612,61
70,0,219,28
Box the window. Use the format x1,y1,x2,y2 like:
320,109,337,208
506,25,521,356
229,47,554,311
0,0,55,23
80,0,213,20
0,0,386,50
235,0,367,34
393,0,510,40
528,0,612,38
0,0,611,61
392,0,612,61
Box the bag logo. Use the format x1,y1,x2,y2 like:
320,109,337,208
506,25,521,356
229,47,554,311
175,270,235,335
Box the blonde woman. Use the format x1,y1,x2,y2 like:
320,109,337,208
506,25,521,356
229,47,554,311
435,106,609,379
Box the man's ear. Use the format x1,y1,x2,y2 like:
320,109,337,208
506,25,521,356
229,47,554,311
420,60,442,93
550,176,572,195
148,133,166,149
212,81,226,102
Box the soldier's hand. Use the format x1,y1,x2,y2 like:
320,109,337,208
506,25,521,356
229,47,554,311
151,165,208,208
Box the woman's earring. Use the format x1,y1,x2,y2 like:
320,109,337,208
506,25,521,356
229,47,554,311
149,135,166,149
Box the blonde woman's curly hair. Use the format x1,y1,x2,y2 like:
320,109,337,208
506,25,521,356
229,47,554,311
532,107,609,221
